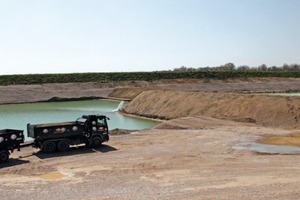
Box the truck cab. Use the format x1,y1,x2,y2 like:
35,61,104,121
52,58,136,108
79,115,110,140
0,129,24,162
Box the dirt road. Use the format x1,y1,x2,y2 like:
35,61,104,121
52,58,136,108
1,117,300,200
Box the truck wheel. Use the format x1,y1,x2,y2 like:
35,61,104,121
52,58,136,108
42,141,56,153
57,140,70,152
0,150,9,162
92,136,102,148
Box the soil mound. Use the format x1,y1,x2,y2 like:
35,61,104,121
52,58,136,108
124,90,300,128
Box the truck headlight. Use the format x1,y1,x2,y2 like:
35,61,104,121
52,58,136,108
11,134,17,140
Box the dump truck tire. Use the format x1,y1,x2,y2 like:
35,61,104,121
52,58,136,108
92,136,102,148
57,140,70,152
0,150,9,162
42,141,56,153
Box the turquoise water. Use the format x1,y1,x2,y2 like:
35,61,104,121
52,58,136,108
0,100,159,141
233,142,300,154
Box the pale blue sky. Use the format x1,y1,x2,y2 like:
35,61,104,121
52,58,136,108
0,0,299,74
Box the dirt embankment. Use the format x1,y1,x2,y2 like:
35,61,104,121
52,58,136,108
109,77,300,100
0,82,117,104
123,90,300,129
1,78,300,129
1,77,300,104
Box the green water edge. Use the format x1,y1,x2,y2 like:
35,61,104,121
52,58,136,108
0,99,159,141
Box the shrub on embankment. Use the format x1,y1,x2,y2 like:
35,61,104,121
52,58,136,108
1,71,300,85
123,90,300,129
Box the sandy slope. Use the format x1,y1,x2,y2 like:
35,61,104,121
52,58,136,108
123,90,300,129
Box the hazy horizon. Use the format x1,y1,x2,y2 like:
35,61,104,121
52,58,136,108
0,0,299,75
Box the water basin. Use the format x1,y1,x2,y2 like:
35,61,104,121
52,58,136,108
233,142,300,154
0,99,159,141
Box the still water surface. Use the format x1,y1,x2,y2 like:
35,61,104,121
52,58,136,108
0,100,159,141
266,92,300,96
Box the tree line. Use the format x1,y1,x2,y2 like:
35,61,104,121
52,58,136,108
1,70,300,86
173,63,300,72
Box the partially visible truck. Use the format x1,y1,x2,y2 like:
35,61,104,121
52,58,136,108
0,129,24,162
27,115,110,153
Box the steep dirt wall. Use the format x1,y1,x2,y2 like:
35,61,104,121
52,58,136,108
123,90,300,128
0,83,115,104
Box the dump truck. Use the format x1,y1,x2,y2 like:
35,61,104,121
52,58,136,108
27,115,110,153
0,129,24,162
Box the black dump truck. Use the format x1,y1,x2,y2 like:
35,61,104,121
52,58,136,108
27,115,110,153
0,129,25,162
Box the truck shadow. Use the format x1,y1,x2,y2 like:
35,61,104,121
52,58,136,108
33,144,118,160
0,159,30,168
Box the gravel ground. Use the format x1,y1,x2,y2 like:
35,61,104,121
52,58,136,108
1,117,300,199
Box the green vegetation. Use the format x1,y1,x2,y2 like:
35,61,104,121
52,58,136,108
1,71,300,86
174,63,300,72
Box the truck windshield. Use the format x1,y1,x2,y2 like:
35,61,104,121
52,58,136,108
97,119,105,126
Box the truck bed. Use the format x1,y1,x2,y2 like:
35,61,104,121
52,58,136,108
33,121,76,128
27,121,85,140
